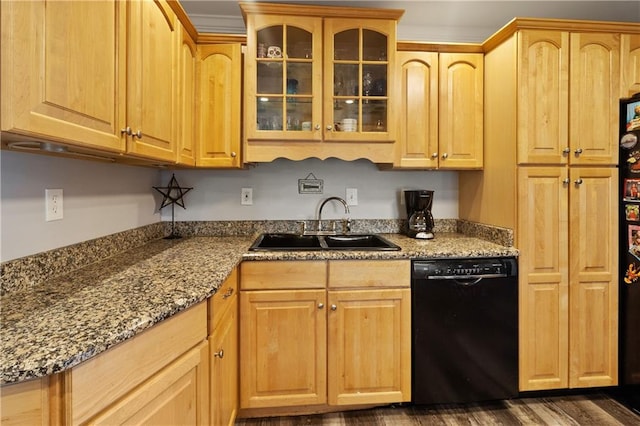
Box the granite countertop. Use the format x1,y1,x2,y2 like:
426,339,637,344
1,232,517,385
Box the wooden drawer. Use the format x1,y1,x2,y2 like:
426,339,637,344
208,268,238,334
240,261,327,290
328,260,411,288
67,302,207,425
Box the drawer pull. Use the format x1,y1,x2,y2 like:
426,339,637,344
222,287,234,299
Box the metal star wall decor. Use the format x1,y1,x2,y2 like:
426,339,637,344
153,173,193,239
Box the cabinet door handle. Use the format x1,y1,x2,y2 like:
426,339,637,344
213,349,224,358
562,178,570,184
315,124,321,131
120,126,132,136
222,287,234,299
330,304,337,311
132,129,142,139
431,152,438,159
318,303,324,309
574,178,583,185
326,125,333,131
230,152,237,158
442,153,448,159
574,148,583,155
562,147,571,154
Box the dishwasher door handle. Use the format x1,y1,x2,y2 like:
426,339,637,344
426,273,508,280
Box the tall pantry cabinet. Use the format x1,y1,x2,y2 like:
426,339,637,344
459,20,640,392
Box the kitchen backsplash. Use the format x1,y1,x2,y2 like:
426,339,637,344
0,219,513,295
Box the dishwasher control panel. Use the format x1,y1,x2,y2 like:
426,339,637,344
412,257,517,279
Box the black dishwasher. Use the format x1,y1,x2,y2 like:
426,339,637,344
412,257,518,405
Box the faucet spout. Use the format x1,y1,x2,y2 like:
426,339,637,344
318,196,350,232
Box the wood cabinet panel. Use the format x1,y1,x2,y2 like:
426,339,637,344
210,297,238,426
240,261,326,290
0,0,126,152
327,288,411,405
569,33,620,165
197,43,242,167
0,378,50,426
517,167,569,390
240,289,327,408
177,23,197,166
89,342,209,426
395,51,439,168
125,0,177,162
438,53,483,169
517,30,569,165
568,167,618,388
67,302,207,425
328,260,410,288
621,34,640,97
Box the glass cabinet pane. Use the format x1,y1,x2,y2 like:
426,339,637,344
287,26,312,59
331,28,389,134
334,29,358,60
363,29,388,61
256,24,314,133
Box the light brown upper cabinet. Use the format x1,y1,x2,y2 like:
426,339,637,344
1,0,127,153
177,22,198,166
1,0,180,163
196,43,243,168
125,0,178,163
395,50,483,169
517,30,620,166
240,2,402,163
622,34,640,97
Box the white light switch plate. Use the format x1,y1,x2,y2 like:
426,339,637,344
346,188,358,206
241,188,253,205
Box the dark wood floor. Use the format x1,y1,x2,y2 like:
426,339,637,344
235,393,640,425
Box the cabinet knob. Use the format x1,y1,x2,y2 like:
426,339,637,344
326,125,333,131
442,153,448,159
331,304,337,311
574,148,583,155
431,153,438,159
574,178,583,185
562,147,571,154
318,303,324,309
315,124,321,131
213,349,224,358
231,152,237,158
562,178,570,184
120,126,132,136
222,287,234,299
133,129,142,139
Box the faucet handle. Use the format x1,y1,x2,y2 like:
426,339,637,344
344,218,351,233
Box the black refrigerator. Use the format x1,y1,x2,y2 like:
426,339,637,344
618,92,640,412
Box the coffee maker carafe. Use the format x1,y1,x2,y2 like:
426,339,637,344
404,190,435,239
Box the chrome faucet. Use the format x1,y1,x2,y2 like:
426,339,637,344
317,196,350,233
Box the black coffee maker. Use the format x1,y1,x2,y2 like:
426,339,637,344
404,190,435,239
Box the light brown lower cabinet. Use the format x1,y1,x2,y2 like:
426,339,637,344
239,260,411,416
64,301,209,425
208,268,239,426
0,377,53,426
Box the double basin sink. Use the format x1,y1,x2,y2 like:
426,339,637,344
249,233,401,251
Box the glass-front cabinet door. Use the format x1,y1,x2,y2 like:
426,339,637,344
323,19,396,142
245,14,323,141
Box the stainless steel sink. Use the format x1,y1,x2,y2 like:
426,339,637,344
248,233,400,251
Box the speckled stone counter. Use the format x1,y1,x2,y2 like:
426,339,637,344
1,228,517,386
1,236,250,385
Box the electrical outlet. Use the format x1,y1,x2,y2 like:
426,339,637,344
241,188,253,205
45,189,64,221
346,188,358,206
